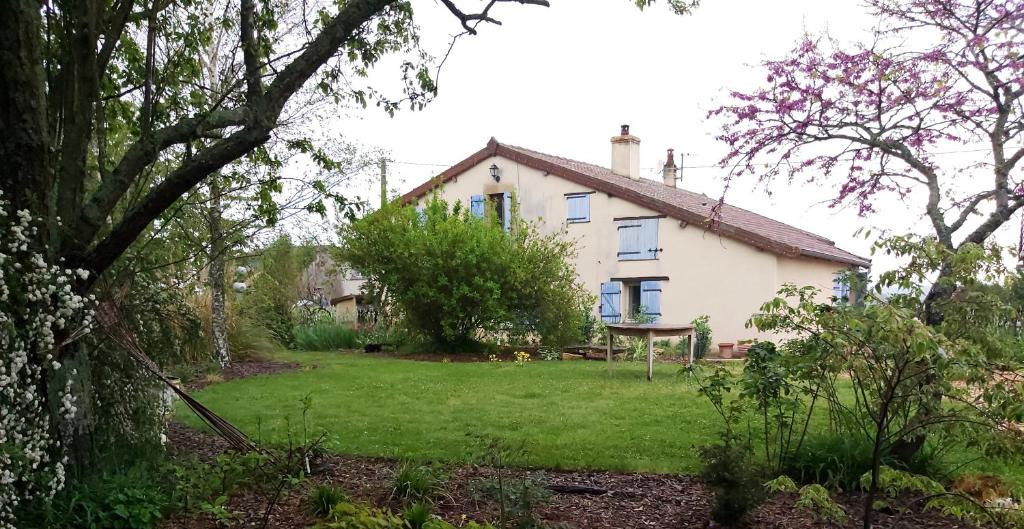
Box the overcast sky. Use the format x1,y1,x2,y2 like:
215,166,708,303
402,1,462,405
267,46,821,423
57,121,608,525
305,0,1018,276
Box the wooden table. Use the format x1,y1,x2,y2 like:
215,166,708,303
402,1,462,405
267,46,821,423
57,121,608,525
606,323,696,381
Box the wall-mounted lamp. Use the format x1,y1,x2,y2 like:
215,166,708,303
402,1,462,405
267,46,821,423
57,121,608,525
489,163,501,182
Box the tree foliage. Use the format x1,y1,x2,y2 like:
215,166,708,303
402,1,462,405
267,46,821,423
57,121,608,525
712,0,1022,248
0,0,690,522
746,237,1024,529
235,234,310,347
709,0,1024,467
340,196,593,350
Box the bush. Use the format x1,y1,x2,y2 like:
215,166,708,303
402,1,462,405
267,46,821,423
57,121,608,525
168,452,268,512
308,484,348,517
470,474,551,529
402,503,432,529
698,442,766,526
235,235,305,347
339,196,594,351
691,314,711,360
293,323,361,351
33,464,170,529
390,462,448,504
357,322,407,349
318,502,405,529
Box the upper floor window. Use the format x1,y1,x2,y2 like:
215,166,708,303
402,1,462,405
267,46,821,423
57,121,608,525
471,193,512,231
617,217,660,261
566,193,590,223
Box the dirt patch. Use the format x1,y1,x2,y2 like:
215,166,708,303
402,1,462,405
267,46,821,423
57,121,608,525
159,423,976,529
184,360,303,391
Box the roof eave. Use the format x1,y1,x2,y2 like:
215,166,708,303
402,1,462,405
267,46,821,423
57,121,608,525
400,138,499,204
798,248,871,268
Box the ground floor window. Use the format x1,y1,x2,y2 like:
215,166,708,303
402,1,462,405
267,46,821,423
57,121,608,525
600,279,663,323
626,283,642,320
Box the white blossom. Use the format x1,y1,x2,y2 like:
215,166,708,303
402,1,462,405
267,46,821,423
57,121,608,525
0,195,93,529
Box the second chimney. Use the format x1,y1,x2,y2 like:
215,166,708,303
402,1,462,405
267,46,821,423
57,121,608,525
611,124,641,180
663,148,678,187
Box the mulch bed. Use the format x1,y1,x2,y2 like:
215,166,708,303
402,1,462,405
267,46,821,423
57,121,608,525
183,360,303,390
160,422,975,529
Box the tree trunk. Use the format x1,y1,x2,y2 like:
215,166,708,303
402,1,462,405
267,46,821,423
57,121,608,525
889,266,955,463
0,0,50,218
208,176,230,367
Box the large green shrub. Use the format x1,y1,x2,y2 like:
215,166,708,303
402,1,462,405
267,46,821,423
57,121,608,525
339,196,593,351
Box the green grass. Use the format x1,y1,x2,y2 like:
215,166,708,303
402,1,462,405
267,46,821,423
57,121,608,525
177,351,1024,487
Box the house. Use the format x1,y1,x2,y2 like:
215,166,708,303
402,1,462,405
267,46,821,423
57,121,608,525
301,248,367,323
402,125,869,350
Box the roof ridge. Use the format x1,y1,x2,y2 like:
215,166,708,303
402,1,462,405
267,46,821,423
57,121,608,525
503,142,844,247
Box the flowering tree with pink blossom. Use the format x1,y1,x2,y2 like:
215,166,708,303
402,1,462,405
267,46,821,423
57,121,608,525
712,0,1023,317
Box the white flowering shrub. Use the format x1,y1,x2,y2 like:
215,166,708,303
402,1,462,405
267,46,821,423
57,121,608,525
0,192,93,529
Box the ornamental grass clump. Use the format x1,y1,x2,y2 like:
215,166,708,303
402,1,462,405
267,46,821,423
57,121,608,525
0,192,95,529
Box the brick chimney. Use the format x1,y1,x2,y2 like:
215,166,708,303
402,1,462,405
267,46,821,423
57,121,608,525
611,124,640,180
662,148,678,187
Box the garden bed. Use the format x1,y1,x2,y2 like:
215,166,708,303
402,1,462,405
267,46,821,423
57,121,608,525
183,359,303,390
160,422,975,529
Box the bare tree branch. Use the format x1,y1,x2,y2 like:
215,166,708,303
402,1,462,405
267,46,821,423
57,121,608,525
439,0,550,35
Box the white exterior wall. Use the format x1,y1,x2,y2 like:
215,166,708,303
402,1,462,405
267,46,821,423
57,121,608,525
415,155,847,348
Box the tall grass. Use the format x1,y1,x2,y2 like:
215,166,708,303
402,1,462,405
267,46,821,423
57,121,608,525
293,323,360,351
228,315,282,360
191,293,281,361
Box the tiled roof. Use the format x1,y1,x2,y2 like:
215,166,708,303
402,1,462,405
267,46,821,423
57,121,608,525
402,139,870,268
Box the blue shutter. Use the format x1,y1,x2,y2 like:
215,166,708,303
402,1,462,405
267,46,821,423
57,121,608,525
470,195,485,218
617,221,642,260
502,192,512,232
600,282,621,323
415,205,426,224
567,194,590,223
640,281,662,323
640,218,660,259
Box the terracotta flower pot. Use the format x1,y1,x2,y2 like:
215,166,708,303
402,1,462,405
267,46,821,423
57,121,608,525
718,342,735,359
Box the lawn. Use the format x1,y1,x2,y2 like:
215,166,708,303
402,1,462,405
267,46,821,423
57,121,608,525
178,351,1024,487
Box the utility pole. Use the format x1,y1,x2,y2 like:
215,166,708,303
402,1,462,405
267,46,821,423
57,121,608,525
379,157,388,208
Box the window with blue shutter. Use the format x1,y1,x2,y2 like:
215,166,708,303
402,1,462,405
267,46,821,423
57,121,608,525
566,194,590,223
470,195,485,218
618,218,660,261
600,282,621,323
415,205,426,224
617,220,642,260
640,281,662,323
